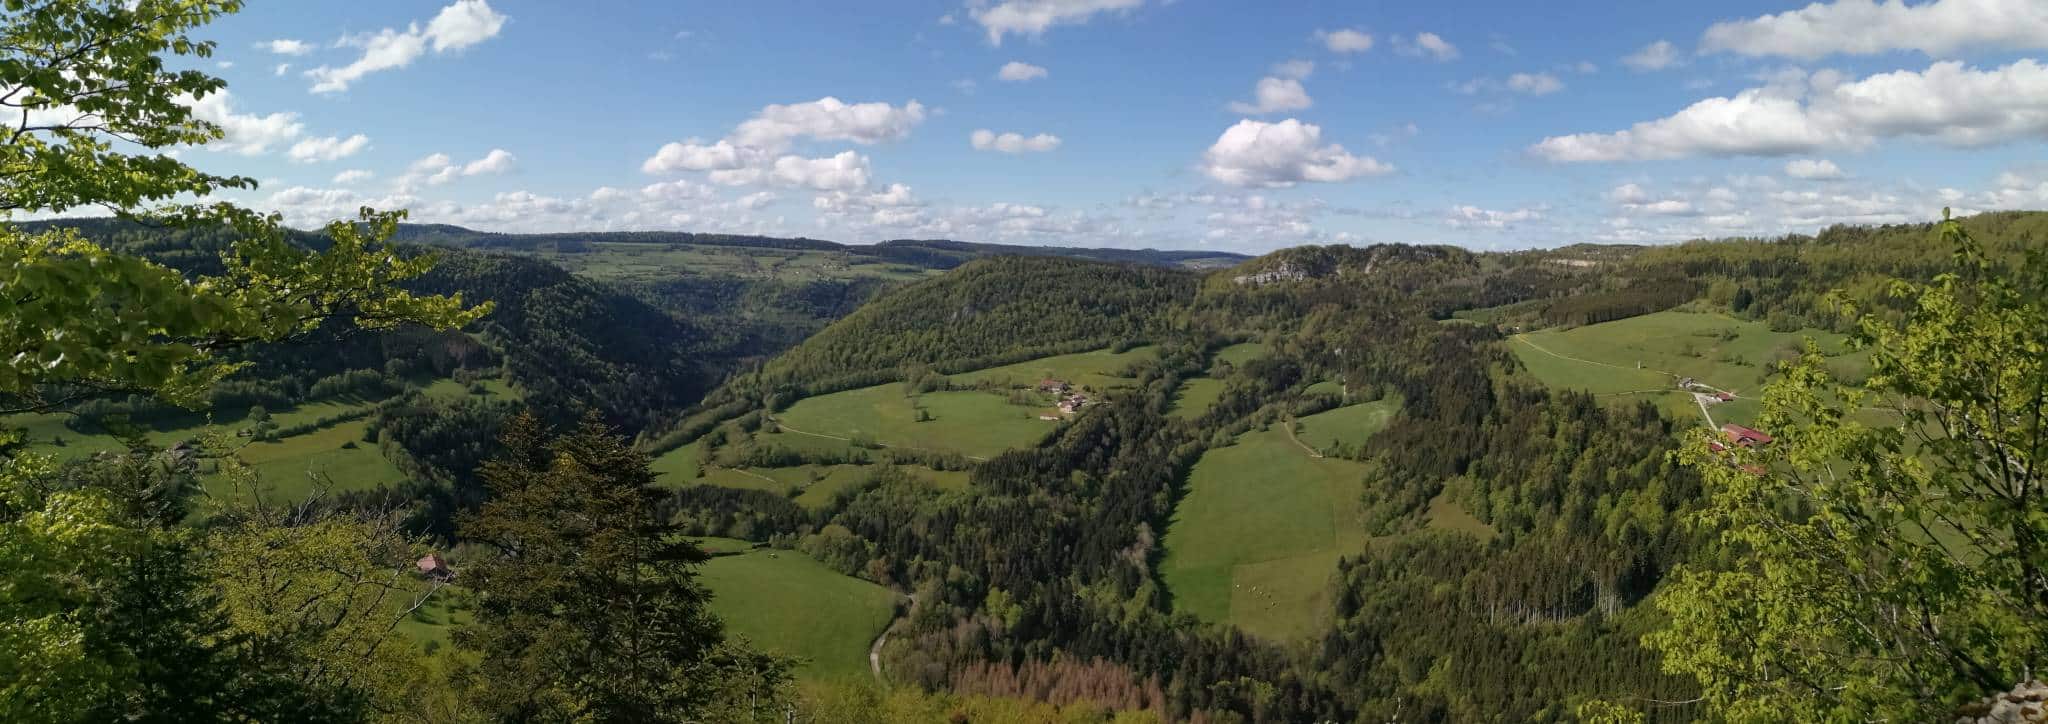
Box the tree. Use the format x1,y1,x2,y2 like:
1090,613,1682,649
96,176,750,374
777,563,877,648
0,2,484,721
454,413,791,721
1650,210,2048,721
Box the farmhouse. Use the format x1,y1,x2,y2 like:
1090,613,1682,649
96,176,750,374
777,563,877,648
1037,378,1071,393
1720,423,1773,447
416,553,454,582
1058,394,1089,415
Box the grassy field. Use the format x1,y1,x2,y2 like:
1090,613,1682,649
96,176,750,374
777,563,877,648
221,420,406,501
1168,377,1227,419
1212,342,1268,367
775,386,1051,460
1294,397,1401,453
1508,310,1864,427
947,345,1158,391
1159,425,1373,642
699,549,899,681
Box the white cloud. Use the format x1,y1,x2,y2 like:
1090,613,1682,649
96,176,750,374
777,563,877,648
642,139,747,173
263,39,314,56
970,129,1062,152
1318,28,1373,53
1785,158,1846,179
1506,72,1564,95
287,133,370,163
997,61,1048,81
1622,40,1680,71
1397,32,1459,61
181,91,302,155
305,0,506,93
641,97,924,193
737,191,778,210
1271,59,1315,80
1531,60,2048,161
1200,118,1393,188
1446,204,1544,229
331,169,374,185
273,63,291,76
728,97,927,151
1606,183,1699,215
969,0,1144,45
398,148,515,190
1701,0,2048,60
462,148,517,175
1228,76,1313,114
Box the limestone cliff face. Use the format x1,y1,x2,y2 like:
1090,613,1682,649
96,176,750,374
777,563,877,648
1955,681,2048,724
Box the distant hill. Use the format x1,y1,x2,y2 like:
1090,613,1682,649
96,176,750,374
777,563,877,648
385,223,1249,270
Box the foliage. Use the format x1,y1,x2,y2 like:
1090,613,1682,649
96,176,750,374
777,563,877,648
453,413,792,721
1650,212,2048,720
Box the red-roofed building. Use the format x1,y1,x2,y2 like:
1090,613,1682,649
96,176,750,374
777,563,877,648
1037,378,1071,393
416,553,453,582
1721,423,1773,447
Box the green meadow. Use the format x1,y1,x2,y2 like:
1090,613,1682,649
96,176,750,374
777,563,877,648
1294,397,1401,453
699,549,899,681
1160,425,1374,642
1508,310,1864,427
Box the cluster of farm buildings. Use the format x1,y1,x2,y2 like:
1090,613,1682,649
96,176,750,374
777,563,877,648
1036,378,1090,420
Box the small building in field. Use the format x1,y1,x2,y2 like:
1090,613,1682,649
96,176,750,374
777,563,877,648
1058,394,1089,415
416,553,454,582
1721,423,1773,447
1037,378,1071,393
1715,391,1736,402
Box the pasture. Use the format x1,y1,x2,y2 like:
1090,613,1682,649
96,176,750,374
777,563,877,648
1169,377,1226,419
1160,425,1373,642
1294,397,1401,453
699,549,900,681
1508,310,1864,427
222,420,407,501
947,345,1158,391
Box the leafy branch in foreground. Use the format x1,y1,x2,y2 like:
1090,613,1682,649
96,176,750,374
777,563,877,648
1650,209,2047,721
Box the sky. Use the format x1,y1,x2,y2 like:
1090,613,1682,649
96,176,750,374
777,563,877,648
160,0,2048,252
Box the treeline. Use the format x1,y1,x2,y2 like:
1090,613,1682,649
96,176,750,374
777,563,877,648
736,256,1197,398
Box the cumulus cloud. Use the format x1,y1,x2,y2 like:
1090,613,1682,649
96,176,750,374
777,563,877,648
1607,183,1699,215
331,169,374,185
1622,40,1680,71
1701,0,2048,60
1445,204,1544,229
1318,28,1373,53
1530,60,2048,161
1785,158,1846,179
181,91,302,155
263,39,314,56
969,0,1145,45
287,133,370,163
1396,32,1459,61
398,148,516,190
1271,59,1315,80
306,0,506,93
1200,118,1393,187
1228,76,1313,114
997,61,1048,81
641,97,924,193
970,129,1062,152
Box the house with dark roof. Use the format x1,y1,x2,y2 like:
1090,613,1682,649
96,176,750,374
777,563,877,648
416,553,454,582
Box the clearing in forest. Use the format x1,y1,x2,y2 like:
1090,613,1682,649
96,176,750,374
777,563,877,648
1509,310,1865,427
698,548,899,681
771,346,1157,460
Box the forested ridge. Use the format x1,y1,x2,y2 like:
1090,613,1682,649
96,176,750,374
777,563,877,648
9,2,2044,722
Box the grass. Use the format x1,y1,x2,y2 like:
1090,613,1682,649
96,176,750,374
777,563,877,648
699,549,899,681
1212,342,1268,367
775,386,1053,460
1169,377,1226,419
1508,310,1864,428
1160,425,1373,642
1294,397,1401,453
219,420,407,501
947,346,1158,391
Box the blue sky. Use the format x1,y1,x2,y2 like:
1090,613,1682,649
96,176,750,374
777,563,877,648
175,0,2048,252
